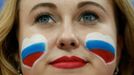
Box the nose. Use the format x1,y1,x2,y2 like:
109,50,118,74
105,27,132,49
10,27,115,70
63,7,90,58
56,31,79,51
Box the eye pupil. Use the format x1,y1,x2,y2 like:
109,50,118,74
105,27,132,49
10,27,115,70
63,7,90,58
82,13,98,23
38,15,50,23
84,14,95,21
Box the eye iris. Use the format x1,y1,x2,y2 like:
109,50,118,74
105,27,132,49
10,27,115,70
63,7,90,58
82,13,97,22
37,15,50,23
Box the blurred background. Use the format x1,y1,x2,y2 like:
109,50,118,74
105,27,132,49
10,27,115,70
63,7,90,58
0,0,4,9
133,0,134,5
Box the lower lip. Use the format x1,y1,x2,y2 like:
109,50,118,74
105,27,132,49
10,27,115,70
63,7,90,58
50,61,87,69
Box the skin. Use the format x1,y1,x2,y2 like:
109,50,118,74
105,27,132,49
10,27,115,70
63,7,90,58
18,0,119,75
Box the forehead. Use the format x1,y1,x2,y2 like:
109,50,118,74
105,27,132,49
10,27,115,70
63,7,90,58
19,0,114,12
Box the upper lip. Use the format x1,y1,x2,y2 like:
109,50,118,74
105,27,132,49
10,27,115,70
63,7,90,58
49,56,88,64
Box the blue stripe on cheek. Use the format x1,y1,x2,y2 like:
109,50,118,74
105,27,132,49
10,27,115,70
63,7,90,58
21,42,45,60
85,40,115,55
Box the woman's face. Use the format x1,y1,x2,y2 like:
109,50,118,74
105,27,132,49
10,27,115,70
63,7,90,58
18,0,118,75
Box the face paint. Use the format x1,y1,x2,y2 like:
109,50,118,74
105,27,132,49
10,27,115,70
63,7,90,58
85,32,116,64
21,34,47,67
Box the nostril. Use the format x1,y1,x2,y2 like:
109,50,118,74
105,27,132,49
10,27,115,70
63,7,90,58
70,42,75,46
60,42,65,47
57,39,79,50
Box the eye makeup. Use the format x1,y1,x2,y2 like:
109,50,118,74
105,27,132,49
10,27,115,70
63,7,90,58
21,34,47,68
76,5,107,25
34,12,56,25
28,6,59,26
78,10,99,25
85,32,116,64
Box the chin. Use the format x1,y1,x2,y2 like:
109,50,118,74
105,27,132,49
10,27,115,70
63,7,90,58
29,63,106,75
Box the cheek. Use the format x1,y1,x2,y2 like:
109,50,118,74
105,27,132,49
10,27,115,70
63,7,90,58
85,33,116,64
85,40,115,63
21,34,47,68
22,43,46,67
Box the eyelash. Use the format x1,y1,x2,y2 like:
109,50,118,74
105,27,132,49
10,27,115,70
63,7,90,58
33,11,99,25
34,13,56,24
79,11,99,24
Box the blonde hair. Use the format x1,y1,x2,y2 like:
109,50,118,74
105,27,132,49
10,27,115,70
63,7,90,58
0,0,18,75
0,0,134,75
115,0,134,75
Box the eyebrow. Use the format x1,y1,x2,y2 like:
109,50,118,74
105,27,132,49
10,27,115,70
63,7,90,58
78,1,106,12
30,3,57,13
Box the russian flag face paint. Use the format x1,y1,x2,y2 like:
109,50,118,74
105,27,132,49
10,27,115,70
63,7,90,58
85,32,116,64
21,34,47,68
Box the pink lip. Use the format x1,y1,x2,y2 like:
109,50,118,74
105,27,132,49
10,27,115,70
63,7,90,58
49,56,87,69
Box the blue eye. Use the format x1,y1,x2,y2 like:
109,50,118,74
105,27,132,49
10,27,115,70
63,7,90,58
35,14,55,24
80,12,98,23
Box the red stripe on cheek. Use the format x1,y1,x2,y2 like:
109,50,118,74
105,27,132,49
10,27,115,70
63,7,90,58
23,52,44,67
91,49,114,63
